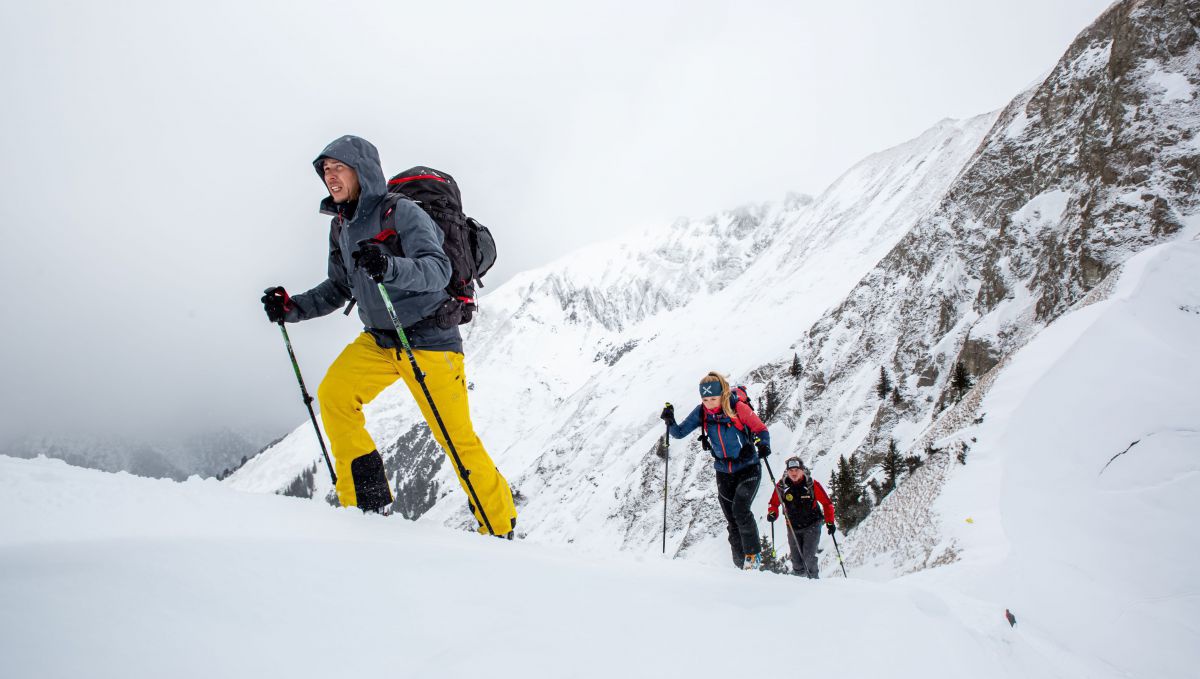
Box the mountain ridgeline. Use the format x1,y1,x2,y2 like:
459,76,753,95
788,0,1199,546
229,0,1199,568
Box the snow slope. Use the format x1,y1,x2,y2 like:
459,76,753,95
935,230,1200,678
4,229,1197,679
831,225,1200,676
0,456,1021,679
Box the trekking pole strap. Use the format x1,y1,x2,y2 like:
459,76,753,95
375,282,496,535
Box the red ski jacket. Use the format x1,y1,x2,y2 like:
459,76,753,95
768,477,835,529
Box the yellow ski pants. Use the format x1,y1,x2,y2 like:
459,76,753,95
317,332,517,534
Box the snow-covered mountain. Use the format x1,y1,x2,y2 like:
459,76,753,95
2,428,270,481
790,0,1200,455
789,0,1200,571
230,0,1198,573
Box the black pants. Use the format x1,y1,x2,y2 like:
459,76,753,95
715,463,762,568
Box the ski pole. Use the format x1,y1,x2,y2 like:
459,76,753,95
762,458,805,574
276,321,337,485
662,417,670,554
373,281,496,536
830,529,849,578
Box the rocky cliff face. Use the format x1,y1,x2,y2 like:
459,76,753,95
786,0,1199,477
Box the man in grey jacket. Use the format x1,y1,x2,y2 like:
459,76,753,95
262,135,517,536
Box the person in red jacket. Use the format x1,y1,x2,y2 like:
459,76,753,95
767,456,836,578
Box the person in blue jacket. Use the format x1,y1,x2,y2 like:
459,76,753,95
661,371,771,570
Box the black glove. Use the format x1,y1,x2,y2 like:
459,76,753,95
261,286,291,323
352,241,389,282
767,511,778,523
660,403,675,424
755,441,771,458
827,523,836,536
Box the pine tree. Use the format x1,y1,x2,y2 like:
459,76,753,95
849,452,864,480
758,535,789,574
892,383,903,407
763,380,779,421
833,453,870,530
867,479,883,506
829,456,849,515
952,361,973,400
790,353,802,378
881,438,901,496
876,366,893,399
904,454,924,475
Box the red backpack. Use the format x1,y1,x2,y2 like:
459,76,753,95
699,385,754,450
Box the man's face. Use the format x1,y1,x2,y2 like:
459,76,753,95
787,467,805,482
322,158,360,203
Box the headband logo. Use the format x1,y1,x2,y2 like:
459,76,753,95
700,383,721,397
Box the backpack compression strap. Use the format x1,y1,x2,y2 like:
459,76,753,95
376,194,477,310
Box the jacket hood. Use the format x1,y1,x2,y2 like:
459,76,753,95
313,135,387,214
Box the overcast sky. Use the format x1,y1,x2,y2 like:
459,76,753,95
0,0,1113,444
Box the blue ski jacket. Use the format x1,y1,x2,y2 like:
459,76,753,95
668,395,770,474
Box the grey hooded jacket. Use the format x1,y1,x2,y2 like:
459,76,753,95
285,135,462,353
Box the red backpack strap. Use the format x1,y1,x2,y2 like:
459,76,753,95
373,194,406,256
731,400,753,430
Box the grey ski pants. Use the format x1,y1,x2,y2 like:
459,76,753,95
787,521,823,578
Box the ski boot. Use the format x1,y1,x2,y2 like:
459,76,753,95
743,553,762,570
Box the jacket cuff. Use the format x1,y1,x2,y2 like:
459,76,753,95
382,256,400,284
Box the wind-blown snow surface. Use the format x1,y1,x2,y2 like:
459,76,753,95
4,230,1196,679
0,458,1006,679
831,227,1200,675
934,232,1200,677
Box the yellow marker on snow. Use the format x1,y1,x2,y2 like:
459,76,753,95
966,517,975,524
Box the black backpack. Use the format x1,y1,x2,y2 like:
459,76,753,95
380,166,497,325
